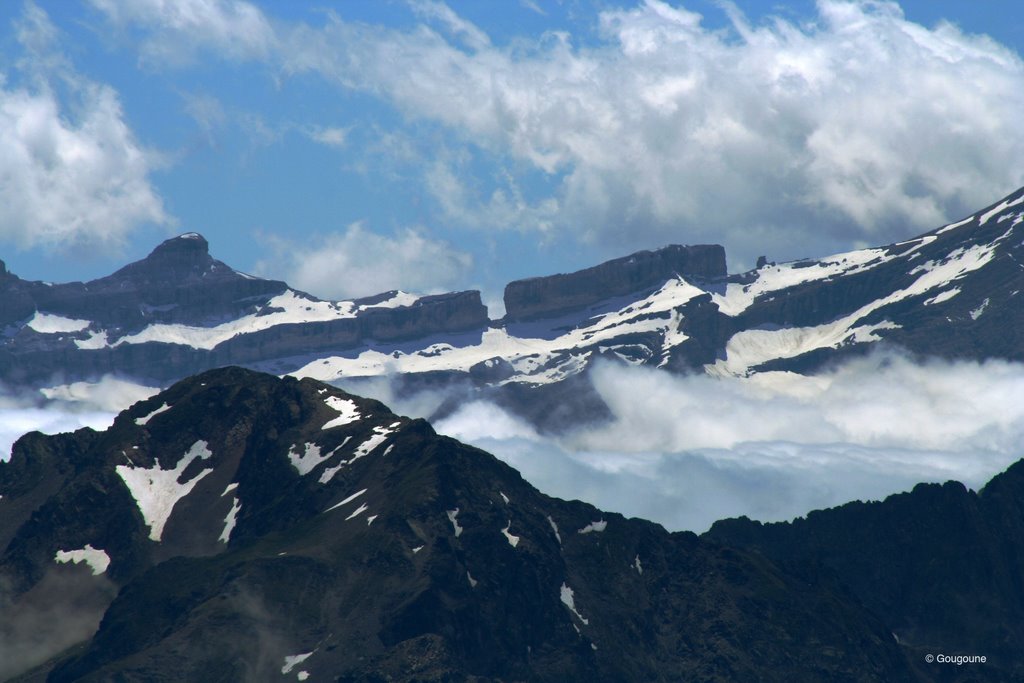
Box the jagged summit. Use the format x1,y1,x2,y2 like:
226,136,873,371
1,366,1022,680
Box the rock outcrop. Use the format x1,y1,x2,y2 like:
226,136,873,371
503,244,727,321
6,367,1003,681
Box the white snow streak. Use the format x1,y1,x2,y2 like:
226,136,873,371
219,495,241,543
134,402,170,426
447,508,464,537
560,583,589,625
325,488,367,513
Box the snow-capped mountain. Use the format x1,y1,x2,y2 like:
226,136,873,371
3,187,1022,421
4,367,1021,681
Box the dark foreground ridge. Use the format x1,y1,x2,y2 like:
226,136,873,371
0,367,1020,681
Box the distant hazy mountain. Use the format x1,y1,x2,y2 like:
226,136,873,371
2,367,1017,681
3,186,1022,424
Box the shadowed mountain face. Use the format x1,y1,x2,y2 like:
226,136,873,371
2,187,1023,430
0,367,1019,681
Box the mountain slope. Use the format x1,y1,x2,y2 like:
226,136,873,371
0,367,984,682
2,186,1023,432
707,463,1024,675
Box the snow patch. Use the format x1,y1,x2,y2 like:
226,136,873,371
281,652,313,675
325,488,367,513
116,290,358,350
501,521,520,548
467,571,478,588
970,298,990,320
578,520,607,534
366,515,378,525
115,440,214,541
560,583,589,625
633,555,643,575
219,496,241,543
322,396,361,429
54,545,110,575
74,329,109,349
345,502,369,520
28,312,91,334
134,402,170,426
318,424,396,483
548,516,561,545
499,491,510,504
412,545,424,554
924,288,960,305
978,194,1024,226
447,508,464,537
288,442,331,476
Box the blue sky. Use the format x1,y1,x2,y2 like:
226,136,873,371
1,0,1022,310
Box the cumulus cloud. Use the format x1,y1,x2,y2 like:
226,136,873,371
436,353,1024,532
0,3,168,251
89,0,1024,266
254,223,474,300
281,0,1024,264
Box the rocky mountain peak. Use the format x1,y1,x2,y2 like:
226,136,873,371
3,366,1022,680
110,232,221,285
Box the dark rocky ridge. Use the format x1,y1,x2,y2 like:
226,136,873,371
706,465,1024,678
0,235,489,386
0,367,1019,681
0,234,288,331
503,244,726,321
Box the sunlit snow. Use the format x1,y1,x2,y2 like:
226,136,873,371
115,440,214,541
27,312,91,334
501,520,520,547
134,402,170,426
54,544,110,575
322,396,361,429
560,583,589,625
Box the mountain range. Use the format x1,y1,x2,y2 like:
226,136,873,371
3,185,1023,430
2,366,1019,682
2,187,1024,681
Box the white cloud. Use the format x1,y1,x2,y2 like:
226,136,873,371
0,4,168,250
254,222,473,300
408,0,491,51
0,376,157,462
305,125,349,149
99,0,1024,265
89,0,276,66
435,352,1024,532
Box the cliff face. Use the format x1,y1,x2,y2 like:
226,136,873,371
503,244,727,321
0,235,489,385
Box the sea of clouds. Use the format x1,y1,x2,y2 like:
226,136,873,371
4,352,1022,534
